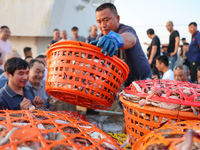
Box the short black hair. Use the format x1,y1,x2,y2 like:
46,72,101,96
29,59,45,68
0,26,9,30
96,3,118,16
23,47,32,56
197,66,200,71
53,28,59,32
181,38,186,41
71,26,78,31
147,28,154,35
189,22,197,27
35,54,47,59
156,55,169,67
5,58,29,76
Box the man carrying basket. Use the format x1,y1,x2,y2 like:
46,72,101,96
91,3,151,133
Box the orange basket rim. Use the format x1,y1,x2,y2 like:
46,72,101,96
119,96,198,117
125,79,200,107
47,41,130,80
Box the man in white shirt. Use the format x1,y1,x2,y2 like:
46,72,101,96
156,55,174,80
0,26,12,70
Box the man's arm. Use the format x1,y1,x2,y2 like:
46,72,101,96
120,32,136,50
148,45,157,65
174,36,180,54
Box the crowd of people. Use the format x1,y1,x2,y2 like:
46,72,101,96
0,2,199,113
145,21,200,84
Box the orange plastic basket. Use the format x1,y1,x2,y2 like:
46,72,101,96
46,41,129,110
126,79,200,107
133,120,200,150
119,79,200,145
0,110,122,150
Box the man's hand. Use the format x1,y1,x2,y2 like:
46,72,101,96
148,59,152,65
20,98,32,110
33,96,44,108
170,52,176,57
90,30,124,57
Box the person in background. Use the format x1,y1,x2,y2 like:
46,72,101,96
182,42,190,69
25,56,33,63
27,59,50,109
23,47,32,59
0,26,12,71
197,66,200,84
156,55,174,80
90,3,151,133
0,51,21,88
0,53,4,75
161,21,180,70
35,54,48,80
70,26,86,42
174,65,191,82
188,22,200,83
0,58,44,110
60,30,68,41
86,25,98,43
144,28,160,78
50,29,60,45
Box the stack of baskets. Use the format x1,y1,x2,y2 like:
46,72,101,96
119,79,200,145
133,120,200,150
0,110,122,150
46,41,129,110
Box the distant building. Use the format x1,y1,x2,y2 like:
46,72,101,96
0,0,114,57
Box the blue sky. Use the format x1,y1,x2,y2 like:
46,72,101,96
115,0,200,54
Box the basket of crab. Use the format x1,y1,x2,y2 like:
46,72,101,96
118,79,200,145
132,120,200,150
0,110,123,150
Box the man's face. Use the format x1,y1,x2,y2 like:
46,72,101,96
0,28,11,40
197,70,200,84
156,60,162,72
61,31,67,39
8,68,29,88
96,8,119,35
174,69,188,82
166,22,173,32
53,30,60,39
91,25,98,36
72,30,78,38
29,62,45,85
188,24,197,35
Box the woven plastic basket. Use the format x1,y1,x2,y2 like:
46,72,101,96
46,41,129,110
133,120,200,150
120,79,200,145
0,110,122,150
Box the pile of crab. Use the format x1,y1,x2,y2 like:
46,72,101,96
0,110,122,150
118,79,200,116
133,120,200,150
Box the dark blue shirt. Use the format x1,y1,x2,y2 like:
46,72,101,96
97,24,151,86
188,31,200,62
0,84,34,110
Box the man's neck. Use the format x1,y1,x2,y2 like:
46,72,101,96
170,29,174,34
74,35,79,39
0,37,7,42
163,67,170,73
8,82,24,96
90,34,96,38
30,81,39,89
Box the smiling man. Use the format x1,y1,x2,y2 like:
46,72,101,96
173,65,191,82
27,59,50,109
0,58,44,110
